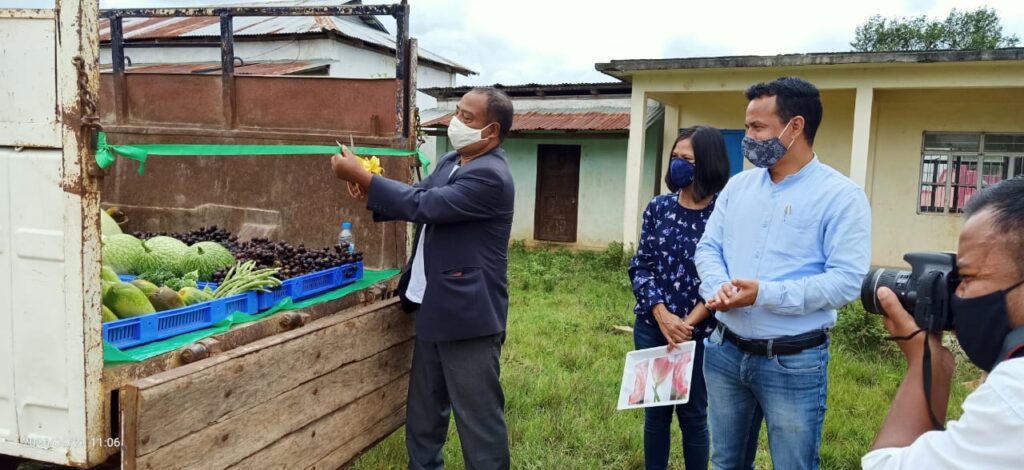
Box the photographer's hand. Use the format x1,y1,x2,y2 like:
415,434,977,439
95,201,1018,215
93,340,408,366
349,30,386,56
871,286,956,450
877,287,952,363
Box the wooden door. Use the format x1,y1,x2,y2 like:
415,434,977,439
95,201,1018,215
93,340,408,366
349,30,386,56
534,144,581,243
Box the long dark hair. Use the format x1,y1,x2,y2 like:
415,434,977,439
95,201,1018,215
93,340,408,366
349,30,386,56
664,125,730,200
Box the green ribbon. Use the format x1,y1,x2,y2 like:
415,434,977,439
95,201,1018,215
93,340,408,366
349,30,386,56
95,132,431,175
95,132,150,175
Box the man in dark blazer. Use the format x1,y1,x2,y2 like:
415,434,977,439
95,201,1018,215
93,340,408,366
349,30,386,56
331,87,515,470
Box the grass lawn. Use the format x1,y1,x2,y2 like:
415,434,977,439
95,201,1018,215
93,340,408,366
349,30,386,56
352,244,980,469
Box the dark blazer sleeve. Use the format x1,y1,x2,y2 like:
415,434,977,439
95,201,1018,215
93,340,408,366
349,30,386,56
366,165,506,225
369,156,448,223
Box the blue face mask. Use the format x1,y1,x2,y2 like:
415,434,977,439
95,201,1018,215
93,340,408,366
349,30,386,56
741,120,794,168
667,158,695,192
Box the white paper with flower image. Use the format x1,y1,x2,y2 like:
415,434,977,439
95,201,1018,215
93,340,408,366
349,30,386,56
617,341,697,410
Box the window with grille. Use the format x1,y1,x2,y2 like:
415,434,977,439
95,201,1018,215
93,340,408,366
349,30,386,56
917,133,1024,214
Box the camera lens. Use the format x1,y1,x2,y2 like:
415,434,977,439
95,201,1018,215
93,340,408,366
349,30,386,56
861,268,906,314
860,252,957,331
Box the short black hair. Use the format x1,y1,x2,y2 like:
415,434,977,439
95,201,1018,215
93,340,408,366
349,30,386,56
470,87,514,143
745,77,823,145
664,125,731,200
964,176,1024,274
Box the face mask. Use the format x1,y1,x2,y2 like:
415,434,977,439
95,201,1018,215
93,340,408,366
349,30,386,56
447,116,492,150
741,120,794,168
951,279,1024,372
667,158,695,192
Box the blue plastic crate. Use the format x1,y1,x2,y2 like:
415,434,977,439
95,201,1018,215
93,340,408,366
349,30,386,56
104,262,366,349
255,264,363,310
103,300,226,350
257,285,290,310
336,261,364,287
216,291,259,316
256,268,337,310
287,268,341,302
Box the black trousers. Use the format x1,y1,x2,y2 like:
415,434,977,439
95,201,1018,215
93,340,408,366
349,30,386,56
406,332,509,470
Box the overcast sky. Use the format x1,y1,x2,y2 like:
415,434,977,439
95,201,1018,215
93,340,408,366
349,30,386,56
5,0,1024,85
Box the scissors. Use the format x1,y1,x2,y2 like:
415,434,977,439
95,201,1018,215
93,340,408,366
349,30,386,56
338,136,366,199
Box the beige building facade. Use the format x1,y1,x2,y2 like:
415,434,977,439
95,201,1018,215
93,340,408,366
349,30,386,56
597,49,1024,267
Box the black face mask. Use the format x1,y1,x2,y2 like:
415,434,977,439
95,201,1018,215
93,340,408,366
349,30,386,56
951,279,1024,372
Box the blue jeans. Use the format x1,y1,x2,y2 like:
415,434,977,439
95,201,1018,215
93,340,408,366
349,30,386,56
703,327,830,470
633,319,709,470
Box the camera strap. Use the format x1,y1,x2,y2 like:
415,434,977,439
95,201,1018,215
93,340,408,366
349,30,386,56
886,328,946,431
921,332,945,431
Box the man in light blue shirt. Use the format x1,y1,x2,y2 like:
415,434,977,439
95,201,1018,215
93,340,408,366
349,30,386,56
695,77,871,470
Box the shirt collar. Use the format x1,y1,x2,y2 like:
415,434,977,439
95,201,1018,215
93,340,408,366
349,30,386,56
999,325,1024,364
766,154,820,186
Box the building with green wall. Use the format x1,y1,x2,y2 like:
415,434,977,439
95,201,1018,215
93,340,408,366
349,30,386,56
422,83,664,249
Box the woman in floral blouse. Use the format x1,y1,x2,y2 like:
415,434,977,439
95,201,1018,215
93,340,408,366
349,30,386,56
629,125,731,470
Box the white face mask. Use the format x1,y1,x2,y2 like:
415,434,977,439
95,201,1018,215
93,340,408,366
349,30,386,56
447,116,492,150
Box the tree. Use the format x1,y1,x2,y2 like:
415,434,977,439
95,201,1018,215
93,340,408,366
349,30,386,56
851,7,1020,52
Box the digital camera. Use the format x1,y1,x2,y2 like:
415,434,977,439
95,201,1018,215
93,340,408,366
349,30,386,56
860,252,958,332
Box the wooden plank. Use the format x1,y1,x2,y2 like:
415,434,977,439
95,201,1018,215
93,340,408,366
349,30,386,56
131,300,411,456
310,406,406,470
133,342,412,469
102,282,401,468
119,386,140,470
228,378,409,469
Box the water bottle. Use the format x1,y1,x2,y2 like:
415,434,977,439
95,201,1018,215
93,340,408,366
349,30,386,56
338,221,355,254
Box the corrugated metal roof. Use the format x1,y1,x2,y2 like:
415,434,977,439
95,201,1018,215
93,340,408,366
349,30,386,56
423,110,632,132
421,82,631,99
98,60,329,75
98,9,474,74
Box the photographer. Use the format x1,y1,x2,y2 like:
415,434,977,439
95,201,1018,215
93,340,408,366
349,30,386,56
863,177,1024,469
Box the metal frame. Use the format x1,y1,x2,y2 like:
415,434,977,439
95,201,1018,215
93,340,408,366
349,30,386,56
0,8,55,19
0,0,104,465
100,1,413,137
917,131,1024,215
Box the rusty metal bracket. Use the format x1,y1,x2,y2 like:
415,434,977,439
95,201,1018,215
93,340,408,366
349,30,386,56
74,56,105,177
74,56,102,132
279,311,311,330
411,107,424,182
357,285,387,305
178,338,222,364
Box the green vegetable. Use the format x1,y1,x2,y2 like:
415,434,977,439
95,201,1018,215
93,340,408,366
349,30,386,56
101,234,145,274
136,236,189,274
169,270,200,291
101,209,122,236
213,261,281,299
138,269,200,291
103,282,155,318
180,241,235,281
179,286,215,305
100,265,120,282
102,305,119,323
